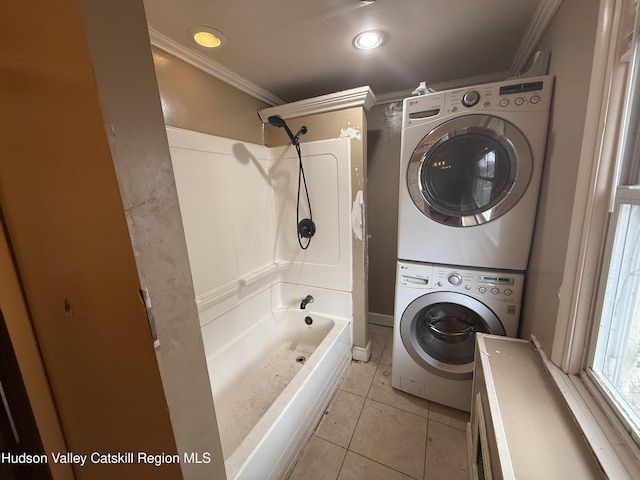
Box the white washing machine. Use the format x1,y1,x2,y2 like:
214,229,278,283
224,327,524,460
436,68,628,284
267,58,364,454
398,75,553,271
392,260,523,412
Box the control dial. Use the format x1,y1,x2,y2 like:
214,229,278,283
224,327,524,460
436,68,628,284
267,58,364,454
461,90,480,107
447,273,462,286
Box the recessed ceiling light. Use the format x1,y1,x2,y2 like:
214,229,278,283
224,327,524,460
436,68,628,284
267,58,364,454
353,30,385,50
189,26,226,48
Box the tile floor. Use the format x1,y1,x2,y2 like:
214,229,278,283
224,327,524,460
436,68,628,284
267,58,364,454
288,324,470,480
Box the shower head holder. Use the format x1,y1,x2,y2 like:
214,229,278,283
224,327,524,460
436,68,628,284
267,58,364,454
298,218,316,239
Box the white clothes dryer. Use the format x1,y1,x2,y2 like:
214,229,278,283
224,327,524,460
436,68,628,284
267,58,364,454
392,260,523,411
398,76,553,271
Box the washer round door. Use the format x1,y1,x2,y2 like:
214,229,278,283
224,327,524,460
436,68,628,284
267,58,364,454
399,291,505,380
407,114,532,227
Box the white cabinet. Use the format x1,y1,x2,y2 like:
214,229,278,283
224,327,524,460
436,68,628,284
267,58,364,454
468,334,603,479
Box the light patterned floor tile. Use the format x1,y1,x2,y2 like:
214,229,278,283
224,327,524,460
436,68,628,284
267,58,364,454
369,324,393,338
338,451,416,480
290,324,470,480
379,337,393,365
349,399,427,479
367,363,429,417
315,389,366,448
428,402,470,431
339,360,377,397
424,420,469,480
288,436,346,480
369,334,387,363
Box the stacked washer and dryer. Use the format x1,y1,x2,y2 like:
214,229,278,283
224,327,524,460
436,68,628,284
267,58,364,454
392,76,554,411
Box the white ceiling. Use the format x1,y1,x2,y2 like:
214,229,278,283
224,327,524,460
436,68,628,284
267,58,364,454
143,0,560,105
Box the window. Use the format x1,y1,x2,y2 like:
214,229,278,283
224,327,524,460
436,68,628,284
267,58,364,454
590,194,640,443
587,1,640,448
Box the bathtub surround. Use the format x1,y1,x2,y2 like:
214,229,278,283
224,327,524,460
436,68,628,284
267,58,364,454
168,128,354,478
261,95,374,363
168,129,353,309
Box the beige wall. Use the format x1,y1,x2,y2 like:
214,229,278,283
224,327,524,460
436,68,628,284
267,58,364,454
0,1,184,478
366,102,403,317
519,0,600,353
152,48,269,144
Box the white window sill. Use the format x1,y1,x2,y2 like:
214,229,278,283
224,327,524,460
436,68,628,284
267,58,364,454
531,335,640,479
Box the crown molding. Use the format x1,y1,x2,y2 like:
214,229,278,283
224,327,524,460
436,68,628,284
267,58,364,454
509,0,563,75
148,27,284,106
257,86,377,122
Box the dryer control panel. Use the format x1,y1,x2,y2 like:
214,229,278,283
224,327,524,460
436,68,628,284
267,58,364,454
403,75,553,128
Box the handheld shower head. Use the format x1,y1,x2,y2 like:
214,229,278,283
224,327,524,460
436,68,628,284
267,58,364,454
267,115,307,146
267,115,287,129
267,115,315,249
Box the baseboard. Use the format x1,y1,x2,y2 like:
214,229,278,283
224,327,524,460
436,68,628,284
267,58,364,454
368,312,393,328
352,341,371,362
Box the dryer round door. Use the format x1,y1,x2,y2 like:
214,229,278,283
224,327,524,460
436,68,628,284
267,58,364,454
407,114,532,227
399,291,505,380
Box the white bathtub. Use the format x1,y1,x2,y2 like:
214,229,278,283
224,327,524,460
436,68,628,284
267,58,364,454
203,297,351,480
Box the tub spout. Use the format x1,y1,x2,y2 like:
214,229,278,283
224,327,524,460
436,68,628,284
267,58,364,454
300,295,314,310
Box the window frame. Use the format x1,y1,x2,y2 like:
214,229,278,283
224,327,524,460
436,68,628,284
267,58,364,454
548,0,640,476
583,0,640,455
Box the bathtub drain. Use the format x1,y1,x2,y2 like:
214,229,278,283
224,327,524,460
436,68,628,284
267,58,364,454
296,356,306,364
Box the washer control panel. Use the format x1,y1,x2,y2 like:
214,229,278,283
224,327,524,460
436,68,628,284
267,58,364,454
397,261,524,302
432,267,523,302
